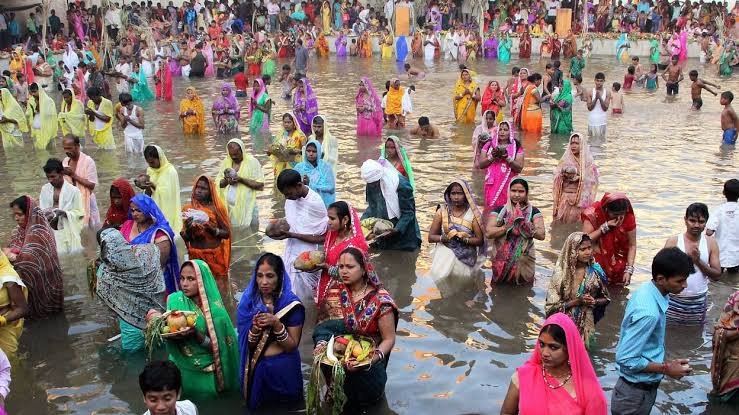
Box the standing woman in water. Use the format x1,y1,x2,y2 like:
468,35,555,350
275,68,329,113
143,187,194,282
179,86,206,136
476,121,524,210
355,77,383,137
552,133,599,224
250,78,272,135
380,136,415,191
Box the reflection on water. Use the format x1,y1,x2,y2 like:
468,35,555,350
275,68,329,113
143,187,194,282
3,55,739,414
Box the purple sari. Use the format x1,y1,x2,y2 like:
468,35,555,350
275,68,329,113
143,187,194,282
293,78,319,135
335,34,347,57
168,58,181,76
484,37,498,59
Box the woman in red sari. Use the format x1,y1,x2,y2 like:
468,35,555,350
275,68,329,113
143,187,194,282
551,34,562,59
316,201,368,301
481,80,506,120
155,58,173,101
519,31,532,59
581,193,637,285
103,178,136,229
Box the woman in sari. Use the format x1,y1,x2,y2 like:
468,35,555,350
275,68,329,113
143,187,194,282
216,138,265,228
121,194,180,294
520,73,543,133
476,121,524,209
582,193,637,285
103,178,136,229
95,228,165,352
0,251,28,355
472,110,498,166
486,179,545,285
483,35,498,59
58,88,86,138
0,87,28,149
316,34,330,57
519,31,532,59
268,113,307,179
553,133,599,224
550,79,573,135
381,29,394,60
179,86,206,136
131,62,155,102
310,248,397,410
237,253,304,410
181,176,232,301
710,291,739,403
140,145,183,232
293,78,319,136
551,35,562,59
412,32,423,58
155,60,173,102
563,30,578,59
453,69,481,124
250,78,272,135
321,1,332,34
501,313,608,414
26,83,58,150
359,31,373,58
380,136,415,191
545,232,610,348
333,1,343,30
356,77,383,137
294,140,336,207
616,32,630,64
203,41,216,77
498,32,512,64
5,196,63,319
428,180,484,282
335,32,348,58
510,68,529,125
480,80,506,122
212,83,240,134
159,260,239,399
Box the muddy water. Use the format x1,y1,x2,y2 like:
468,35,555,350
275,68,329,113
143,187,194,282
2,55,738,414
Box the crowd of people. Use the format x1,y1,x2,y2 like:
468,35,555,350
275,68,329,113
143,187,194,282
0,0,738,414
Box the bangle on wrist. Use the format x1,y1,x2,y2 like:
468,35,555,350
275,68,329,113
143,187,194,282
661,362,669,374
600,223,609,234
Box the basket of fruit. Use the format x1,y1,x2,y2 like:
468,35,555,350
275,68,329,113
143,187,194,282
320,334,375,368
145,310,198,357
294,250,326,271
360,217,394,240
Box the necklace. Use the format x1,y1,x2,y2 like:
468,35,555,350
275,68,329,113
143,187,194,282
351,280,368,308
542,367,572,389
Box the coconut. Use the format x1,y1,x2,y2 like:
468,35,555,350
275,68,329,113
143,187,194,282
265,218,290,237
167,311,188,331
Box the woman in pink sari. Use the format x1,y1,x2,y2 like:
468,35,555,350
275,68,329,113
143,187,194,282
71,9,85,41
74,67,87,102
501,313,607,414
475,121,524,210
355,77,383,137
203,41,216,77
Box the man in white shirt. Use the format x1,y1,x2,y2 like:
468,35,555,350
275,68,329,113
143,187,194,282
105,3,122,40
707,179,739,273
546,0,561,25
267,0,280,33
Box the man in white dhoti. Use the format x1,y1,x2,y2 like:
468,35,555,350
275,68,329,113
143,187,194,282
39,158,84,255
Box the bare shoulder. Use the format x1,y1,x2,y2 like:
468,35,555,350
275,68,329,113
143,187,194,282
664,235,678,247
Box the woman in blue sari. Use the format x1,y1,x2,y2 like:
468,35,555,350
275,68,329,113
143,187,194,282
294,139,336,207
237,253,305,410
616,32,630,64
396,36,409,62
130,62,155,102
498,33,511,64
333,1,342,30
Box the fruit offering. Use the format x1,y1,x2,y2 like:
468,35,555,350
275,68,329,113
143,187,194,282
323,335,374,367
360,218,394,239
265,218,290,238
294,250,326,271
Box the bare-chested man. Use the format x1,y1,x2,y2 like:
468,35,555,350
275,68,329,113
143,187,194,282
720,91,739,146
689,69,719,110
661,55,684,96
410,116,440,138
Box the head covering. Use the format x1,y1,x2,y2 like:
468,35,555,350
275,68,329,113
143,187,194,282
310,115,338,168
187,174,232,272
0,87,29,134
105,178,136,228
181,87,206,135
293,78,319,133
553,133,599,217
58,87,86,137
215,82,239,119
380,136,415,191
517,313,608,414
356,77,383,125
95,228,165,329
361,159,400,220
481,80,505,114
552,79,573,108
28,83,59,149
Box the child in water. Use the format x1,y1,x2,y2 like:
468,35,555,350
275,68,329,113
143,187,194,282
720,91,739,145
645,64,659,91
623,66,636,90
689,69,719,110
611,82,624,114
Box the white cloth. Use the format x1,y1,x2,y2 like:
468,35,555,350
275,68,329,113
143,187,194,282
39,181,84,255
385,0,395,20
676,233,710,296
424,34,436,60
143,400,198,415
361,159,400,220
283,188,328,302
707,201,739,267
115,62,131,93
402,89,413,116
588,88,608,127
123,105,144,153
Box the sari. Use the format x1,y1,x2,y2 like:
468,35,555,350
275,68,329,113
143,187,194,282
293,78,319,135
553,134,599,223
104,178,135,229
546,232,610,348
313,271,398,408
480,121,522,209
155,61,173,101
490,180,541,285
321,2,332,34
453,69,479,124
180,87,206,135
131,68,155,102
182,175,231,283
519,32,532,58
710,291,739,402
309,115,338,170
204,43,216,77
381,33,394,59
216,138,264,228
472,111,498,166
335,34,347,57
86,96,116,149
121,194,180,294
650,39,660,64
430,179,484,282
550,80,573,135
563,33,577,58
58,88,86,137
39,181,84,255
212,84,240,134
411,32,423,57
481,81,505,120
237,254,304,410
498,36,511,63
271,113,307,178
359,32,373,57
0,252,27,355
510,70,529,125
616,33,630,64
166,260,240,399
356,77,383,137
380,136,415,191
7,197,64,319
0,87,28,149
250,78,271,135
95,228,165,351
146,145,183,232
520,84,542,133
294,140,336,207
483,36,498,59
581,193,636,285
26,86,58,150
517,313,608,414
396,36,408,62
316,34,330,57
317,203,368,300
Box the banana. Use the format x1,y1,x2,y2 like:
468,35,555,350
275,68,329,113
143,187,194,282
326,335,339,363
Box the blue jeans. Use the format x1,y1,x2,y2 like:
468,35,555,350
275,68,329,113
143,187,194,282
269,15,278,32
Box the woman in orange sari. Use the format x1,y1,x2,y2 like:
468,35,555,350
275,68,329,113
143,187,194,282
316,33,330,57
179,86,206,135
520,73,543,133
411,32,423,58
180,175,232,301
359,31,373,57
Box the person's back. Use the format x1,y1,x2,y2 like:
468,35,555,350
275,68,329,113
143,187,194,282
707,179,739,272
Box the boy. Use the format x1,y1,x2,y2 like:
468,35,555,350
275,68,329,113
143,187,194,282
611,82,624,113
410,116,440,138
689,69,719,110
631,56,644,84
350,38,358,56
661,55,684,96
587,72,609,138
611,247,693,415
140,361,198,415
404,63,426,79
571,74,585,102
707,179,739,273
720,91,739,145
278,64,292,100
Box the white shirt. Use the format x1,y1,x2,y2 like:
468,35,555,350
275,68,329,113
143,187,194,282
707,201,739,267
547,0,560,17
268,2,281,15
143,400,198,415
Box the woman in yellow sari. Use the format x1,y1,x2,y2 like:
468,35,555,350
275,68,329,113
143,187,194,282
141,144,183,232
381,29,394,59
0,86,28,149
359,31,373,57
453,69,480,124
520,73,543,133
8,49,25,82
321,1,332,34
179,86,206,136
268,113,306,179
58,88,86,137
0,251,29,355
316,34,330,57
26,83,58,149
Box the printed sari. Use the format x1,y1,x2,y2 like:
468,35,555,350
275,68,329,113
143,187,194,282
293,78,319,135
481,81,505,120
317,203,368,301
356,77,383,137
155,61,173,101
271,113,307,178
710,291,739,402
212,84,239,134
553,134,599,224
480,121,522,209
180,87,206,135
250,78,271,135
453,69,479,124
550,80,573,135
0,252,27,354
103,178,136,229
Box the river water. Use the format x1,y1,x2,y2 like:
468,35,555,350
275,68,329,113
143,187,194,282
3,55,739,414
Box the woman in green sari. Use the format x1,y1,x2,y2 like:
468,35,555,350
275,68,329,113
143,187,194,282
720,45,736,77
163,260,240,399
550,80,573,136
131,62,154,102
380,136,415,191
250,78,272,135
